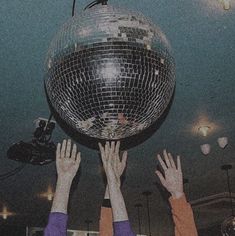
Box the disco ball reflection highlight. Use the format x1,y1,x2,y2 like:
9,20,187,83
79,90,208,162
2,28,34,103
45,4,175,140
221,216,235,236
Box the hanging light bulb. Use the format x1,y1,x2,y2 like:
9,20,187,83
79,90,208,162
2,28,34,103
198,126,210,137
221,164,235,236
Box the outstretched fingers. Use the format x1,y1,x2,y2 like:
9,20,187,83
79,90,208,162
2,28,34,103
115,141,120,155
76,152,81,166
121,151,128,172
98,142,106,165
168,152,176,169
177,155,182,172
71,144,77,161
157,154,167,171
163,149,171,168
61,139,67,159
56,143,61,160
105,142,110,160
65,139,71,158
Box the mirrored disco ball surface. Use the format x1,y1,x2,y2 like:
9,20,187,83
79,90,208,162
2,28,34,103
45,4,175,140
221,216,235,236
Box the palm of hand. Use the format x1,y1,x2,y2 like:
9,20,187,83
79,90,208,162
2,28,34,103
164,169,183,194
56,140,81,181
57,159,78,178
99,141,127,186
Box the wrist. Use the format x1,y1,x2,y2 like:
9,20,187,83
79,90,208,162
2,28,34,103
57,176,73,187
107,177,120,188
170,191,184,199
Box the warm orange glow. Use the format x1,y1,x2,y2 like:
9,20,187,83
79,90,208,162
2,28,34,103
190,114,220,137
0,206,16,220
39,185,54,201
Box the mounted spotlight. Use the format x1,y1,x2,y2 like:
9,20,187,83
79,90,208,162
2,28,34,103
7,117,56,165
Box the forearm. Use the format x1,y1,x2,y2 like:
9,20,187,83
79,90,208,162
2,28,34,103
51,177,72,214
170,194,198,236
107,178,128,222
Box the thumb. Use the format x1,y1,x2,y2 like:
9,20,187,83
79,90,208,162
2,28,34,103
155,170,166,187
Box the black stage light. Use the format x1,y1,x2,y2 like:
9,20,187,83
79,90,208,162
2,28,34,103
7,118,56,165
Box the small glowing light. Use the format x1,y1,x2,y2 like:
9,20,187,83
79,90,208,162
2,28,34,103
0,206,16,220
47,193,53,201
39,185,54,201
198,126,210,137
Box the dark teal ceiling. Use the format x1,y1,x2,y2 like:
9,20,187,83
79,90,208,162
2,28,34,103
0,0,235,234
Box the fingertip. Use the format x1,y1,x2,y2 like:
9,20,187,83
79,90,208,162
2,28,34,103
77,152,81,161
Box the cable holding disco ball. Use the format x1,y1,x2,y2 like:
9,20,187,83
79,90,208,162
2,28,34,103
72,0,109,16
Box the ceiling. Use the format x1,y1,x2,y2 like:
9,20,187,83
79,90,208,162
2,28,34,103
0,0,235,235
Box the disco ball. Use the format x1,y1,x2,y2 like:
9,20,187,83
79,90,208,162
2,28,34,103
45,4,175,140
221,216,235,236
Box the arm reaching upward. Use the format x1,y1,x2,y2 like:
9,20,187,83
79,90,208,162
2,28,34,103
99,146,127,236
44,139,81,236
156,150,198,236
99,141,135,236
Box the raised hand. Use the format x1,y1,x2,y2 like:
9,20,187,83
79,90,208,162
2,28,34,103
99,141,129,222
156,150,183,199
99,141,127,186
56,139,81,181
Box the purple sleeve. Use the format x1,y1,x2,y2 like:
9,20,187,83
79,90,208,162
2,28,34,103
44,212,68,236
113,220,136,236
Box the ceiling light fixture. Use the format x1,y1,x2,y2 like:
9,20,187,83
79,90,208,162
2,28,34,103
198,126,211,137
